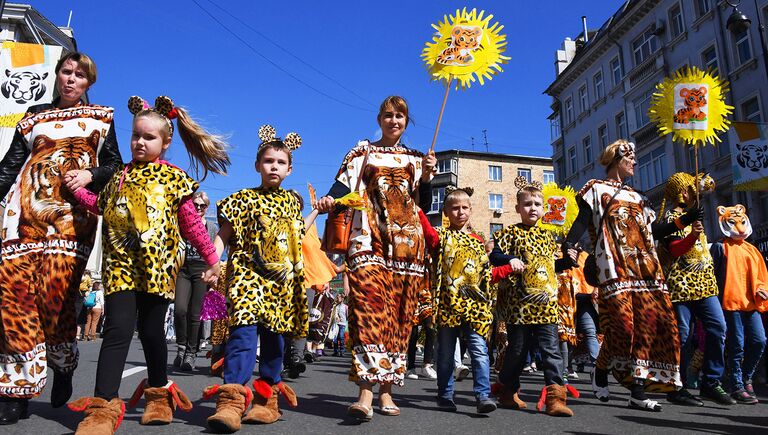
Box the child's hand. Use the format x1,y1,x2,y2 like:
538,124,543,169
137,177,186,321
314,196,335,213
757,288,768,300
64,169,93,191
202,262,221,287
691,221,704,235
509,258,526,273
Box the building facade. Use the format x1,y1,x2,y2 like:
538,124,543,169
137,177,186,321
546,0,768,240
428,149,553,241
1,3,76,49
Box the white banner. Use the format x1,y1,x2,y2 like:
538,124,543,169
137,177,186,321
0,42,62,159
730,121,768,191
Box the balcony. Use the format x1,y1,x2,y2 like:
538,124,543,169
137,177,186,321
431,172,458,187
627,51,663,91
632,122,659,148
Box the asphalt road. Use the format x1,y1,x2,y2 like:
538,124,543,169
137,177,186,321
4,335,768,434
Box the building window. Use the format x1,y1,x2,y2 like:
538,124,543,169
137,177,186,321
598,124,608,149
543,170,555,184
610,56,622,87
632,27,658,65
702,45,718,73
616,112,627,138
733,29,753,66
638,145,668,190
490,223,504,236
633,90,653,129
578,85,589,112
431,187,445,213
489,193,503,210
437,158,457,174
669,3,685,38
550,115,561,142
583,135,593,163
568,147,578,175
488,165,502,181
556,157,565,182
695,0,711,17
564,97,574,124
741,96,762,122
517,168,531,182
593,70,604,100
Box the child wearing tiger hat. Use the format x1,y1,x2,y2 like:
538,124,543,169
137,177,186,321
489,176,578,417
416,186,514,414
67,96,230,434
203,125,307,433
657,172,734,407
710,204,768,404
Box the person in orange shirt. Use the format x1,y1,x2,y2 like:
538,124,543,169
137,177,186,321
710,204,768,404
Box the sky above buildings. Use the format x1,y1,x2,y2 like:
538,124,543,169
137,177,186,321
27,0,617,214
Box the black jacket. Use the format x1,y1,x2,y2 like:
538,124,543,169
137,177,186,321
0,101,123,199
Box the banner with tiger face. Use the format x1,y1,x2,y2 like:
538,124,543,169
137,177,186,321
0,42,62,159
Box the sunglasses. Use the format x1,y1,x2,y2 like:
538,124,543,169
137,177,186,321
193,202,208,210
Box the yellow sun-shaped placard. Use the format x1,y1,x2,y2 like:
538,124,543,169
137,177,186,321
649,67,733,146
537,183,579,236
422,8,510,89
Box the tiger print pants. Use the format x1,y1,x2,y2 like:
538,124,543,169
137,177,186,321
347,263,423,386
596,286,681,392
0,242,89,398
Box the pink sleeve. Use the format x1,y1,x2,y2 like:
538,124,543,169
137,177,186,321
178,197,218,266
73,188,100,215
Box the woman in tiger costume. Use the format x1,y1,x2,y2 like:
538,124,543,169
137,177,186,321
564,140,701,412
314,96,436,421
0,52,122,424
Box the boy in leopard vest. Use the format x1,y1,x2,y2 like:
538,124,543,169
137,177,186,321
489,177,577,417
202,126,307,433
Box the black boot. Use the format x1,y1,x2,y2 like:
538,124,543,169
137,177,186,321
287,348,306,379
181,351,196,371
50,370,73,408
173,346,185,368
0,398,29,425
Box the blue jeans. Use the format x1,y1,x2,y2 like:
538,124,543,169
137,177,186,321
674,296,727,389
436,324,491,401
224,325,284,385
334,325,346,354
576,299,599,362
724,310,767,391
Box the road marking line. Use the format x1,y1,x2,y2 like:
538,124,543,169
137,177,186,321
122,366,147,378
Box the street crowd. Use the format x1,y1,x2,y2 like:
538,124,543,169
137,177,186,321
0,51,765,434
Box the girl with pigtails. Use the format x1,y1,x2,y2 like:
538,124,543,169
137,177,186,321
66,96,230,435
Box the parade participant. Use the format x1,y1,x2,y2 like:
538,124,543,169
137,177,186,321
657,173,733,406
0,52,123,424
570,251,599,371
710,204,768,404
314,96,436,421
418,186,512,414
67,95,228,434
555,245,578,383
174,191,219,372
490,177,577,417
564,140,698,411
203,126,306,433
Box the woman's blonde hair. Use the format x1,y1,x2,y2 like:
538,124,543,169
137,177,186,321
599,139,631,171
134,107,230,181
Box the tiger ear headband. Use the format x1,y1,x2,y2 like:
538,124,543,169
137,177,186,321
514,175,543,192
128,95,177,135
445,186,474,197
258,124,302,153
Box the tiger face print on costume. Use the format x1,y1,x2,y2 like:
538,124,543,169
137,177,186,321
18,132,99,240
602,194,660,279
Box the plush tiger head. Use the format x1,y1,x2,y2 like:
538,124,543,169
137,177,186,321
680,86,707,108
736,142,768,172
717,204,752,241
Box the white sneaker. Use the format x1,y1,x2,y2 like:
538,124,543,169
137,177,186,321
405,369,419,379
454,364,470,381
421,364,438,379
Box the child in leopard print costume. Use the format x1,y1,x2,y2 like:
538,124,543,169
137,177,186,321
68,96,229,435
